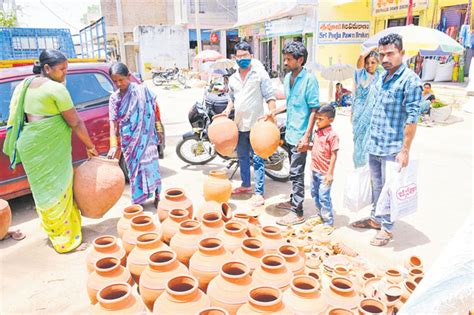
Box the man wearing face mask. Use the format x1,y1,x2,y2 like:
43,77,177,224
223,41,276,207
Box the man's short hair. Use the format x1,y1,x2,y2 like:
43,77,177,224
379,33,403,51
424,82,431,88
235,41,252,54
282,41,308,65
318,105,336,119
335,83,342,87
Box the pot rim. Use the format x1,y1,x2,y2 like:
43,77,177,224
209,169,227,177
165,188,185,199
165,274,199,297
326,307,354,315
277,244,298,259
93,235,117,249
403,280,417,293
330,277,354,294
223,220,246,234
359,298,387,314
136,232,161,245
97,282,132,307
220,261,250,279
198,307,229,315
386,268,401,277
198,237,224,252
291,275,320,295
169,208,189,219
95,256,120,273
408,255,423,267
148,250,177,267
242,238,263,252
261,226,282,238
130,214,154,227
247,285,282,308
122,204,143,217
260,254,286,270
179,219,202,232
202,211,222,224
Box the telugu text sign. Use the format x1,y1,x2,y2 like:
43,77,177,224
318,21,370,44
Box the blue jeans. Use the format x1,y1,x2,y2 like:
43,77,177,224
311,171,334,226
369,154,396,232
237,131,265,195
288,144,307,214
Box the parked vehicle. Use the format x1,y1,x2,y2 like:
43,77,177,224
151,67,186,86
0,62,165,200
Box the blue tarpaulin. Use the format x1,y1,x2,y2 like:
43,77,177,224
189,29,211,41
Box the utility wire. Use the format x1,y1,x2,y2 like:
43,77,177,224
39,0,79,31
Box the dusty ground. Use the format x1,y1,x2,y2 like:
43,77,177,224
0,82,472,314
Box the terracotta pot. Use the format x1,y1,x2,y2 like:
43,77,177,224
332,264,350,278
283,275,328,314
249,118,280,159
201,212,225,237
189,237,232,292
326,308,355,315
86,235,127,273
400,280,417,303
208,113,238,157
139,250,189,312
203,170,232,203
122,214,161,255
383,284,403,308
385,268,403,284
217,221,248,253
74,157,125,219
408,267,424,282
127,232,169,284
116,205,143,239
153,275,210,314
358,298,387,315
277,244,305,275
0,199,12,240
233,213,261,238
198,307,230,315
92,282,145,314
161,209,190,244
405,255,423,270
252,254,292,291
170,220,204,266
304,252,323,278
322,277,359,310
87,257,133,304
207,261,255,315
237,286,290,315
257,226,286,254
197,201,233,222
157,188,193,222
413,275,424,284
232,238,265,274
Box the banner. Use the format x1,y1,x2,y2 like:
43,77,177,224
318,21,370,44
372,0,430,16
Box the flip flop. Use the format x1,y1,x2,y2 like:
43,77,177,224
370,230,393,247
232,186,252,195
351,218,381,230
2,229,26,241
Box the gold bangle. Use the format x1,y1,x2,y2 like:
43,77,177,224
110,136,118,148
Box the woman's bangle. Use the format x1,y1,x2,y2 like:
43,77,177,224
110,135,118,147
87,145,96,151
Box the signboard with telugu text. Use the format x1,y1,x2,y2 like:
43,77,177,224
318,21,370,44
372,0,430,16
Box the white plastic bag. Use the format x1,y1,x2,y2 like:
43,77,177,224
375,160,419,221
343,165,372,212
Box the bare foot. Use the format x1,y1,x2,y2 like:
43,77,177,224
74,242,89,252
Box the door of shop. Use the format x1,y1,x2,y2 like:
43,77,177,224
260,39,272,73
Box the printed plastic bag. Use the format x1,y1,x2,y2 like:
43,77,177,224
343,165,372,212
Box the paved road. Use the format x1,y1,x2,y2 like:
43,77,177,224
1,82,472,314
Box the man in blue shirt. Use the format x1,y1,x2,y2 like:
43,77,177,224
351,34,422,246
269,41,319,225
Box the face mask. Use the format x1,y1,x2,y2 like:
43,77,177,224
236,58,251,69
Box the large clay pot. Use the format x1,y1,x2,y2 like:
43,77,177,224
217,221,248,253
92,282,146,314
127,232,169,284
257,226,286,254
0,199,12,240
203,170,232,203
232,238,265,274
157,188,193,222
153,275,211,314
249,118,280,159
198,307,230,315
87,257,133,304
207,261,255,315
358,298,387,315
161,209,189,244
252,254,292,291
190,237,233,292
277,244,305,275
170,219,204,266
116,205,143,239
282,275,328,315
236,286,290,315
322,277,359,311
208,113,238,157
197,201,233,222
201,212,225,237
139,250,189,312
86,235,126,273
74,157,125,219
122,214,161,255
405,255,423,270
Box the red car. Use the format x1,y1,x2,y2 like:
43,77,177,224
0,62,165,200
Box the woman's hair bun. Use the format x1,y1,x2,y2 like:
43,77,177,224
32,61,42,74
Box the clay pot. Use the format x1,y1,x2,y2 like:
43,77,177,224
252,254,293,291
170,219,204,266
197,201,233,222
189,237,232,292
127,232,169,284
0,199,12,240
116,205,143,239
400,280,417,303
203,170,232,203
405,255,423,270
233,213,261,238
74,157,125,219
201,212,225,237
408,267,424,282
249,118,280,159
87,257,133,304
139,250,189,312
86,235,126,273
198,307,230,315
157,188,193,222
358,298,387,315
322,277,359,310
122,214,161,255
207,261,255,315
217,221,248,253
304,252,323,277
161,209,190,244
208,113,238,157
153,275,210,314
283,275,328,314
383,284,403,308
385,268,403,284
232,238,265,274
277,244,305,275
326,308,355,315
236,286,290,315
257,226,286,254
92,282,145,314
332,264,350,278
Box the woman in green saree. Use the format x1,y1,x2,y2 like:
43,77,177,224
3,50,98,253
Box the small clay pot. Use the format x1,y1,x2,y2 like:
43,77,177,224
233,213,261,238
122,214,161,255
322,277,359,310
92,282,145,314
277,244,305,275
252,254,293,291
400,280,417,303
358,298,387,315
404,255,423,270
385,268,403,284
217,221,247,253
157,188,193,222
170,219,204,266
283,275,328,314
258,226,286,254
116,204,143,239
203,170,232,203
326,307,355,315
0,199,12,240
383,284,403,307
86,235,126,273
236,286,290,314
161,208,189,244
232,238,265,274
198,307,230,315
408,267,424,282
197,201,232,222
201,212,225,237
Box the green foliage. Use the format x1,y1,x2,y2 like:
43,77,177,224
0,10,17,27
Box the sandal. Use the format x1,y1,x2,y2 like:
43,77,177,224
2,229,26,241
232,186,252,195
351,218,381,230
370,230,393,247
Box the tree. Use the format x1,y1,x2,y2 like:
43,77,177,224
80,4,100,25
0,10,17,27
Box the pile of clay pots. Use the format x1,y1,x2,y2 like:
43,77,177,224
85,186,424,314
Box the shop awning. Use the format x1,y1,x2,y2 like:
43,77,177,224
189,29,211,41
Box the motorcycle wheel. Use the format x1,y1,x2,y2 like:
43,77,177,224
152,74,165,86
176,136,217,165
264,145,290,182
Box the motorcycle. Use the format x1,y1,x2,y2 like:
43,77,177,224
176,84,290,182
151,67,186,86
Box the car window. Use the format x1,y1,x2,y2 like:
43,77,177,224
0,80,22,127
66,72,114,110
